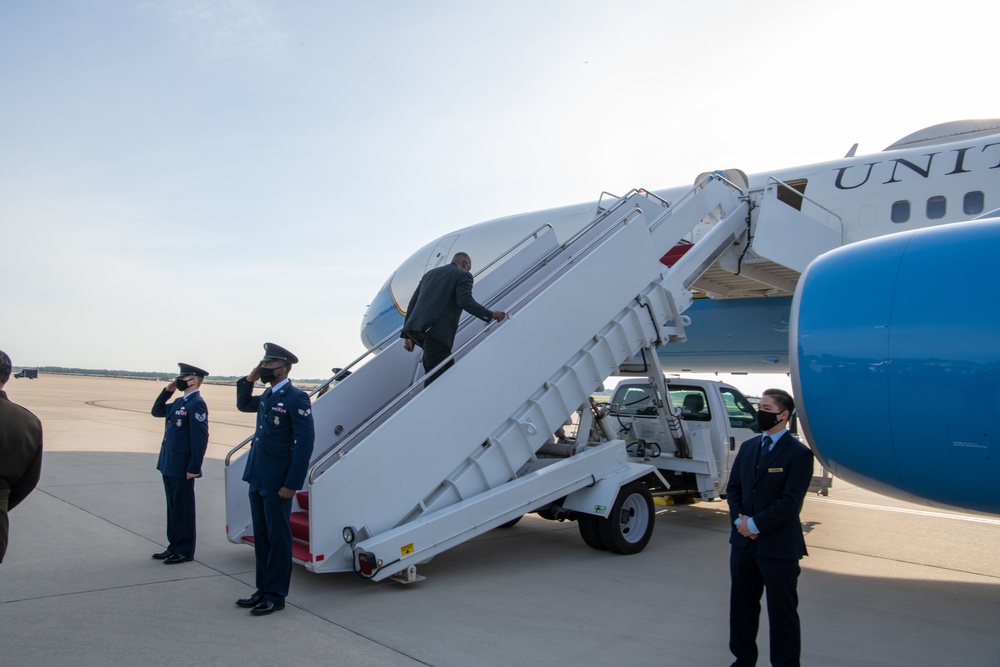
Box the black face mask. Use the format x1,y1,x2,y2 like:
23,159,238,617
259,366,281,384
175,377,190,391
757,409,783,432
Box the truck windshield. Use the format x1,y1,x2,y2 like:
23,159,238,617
720,387,757,430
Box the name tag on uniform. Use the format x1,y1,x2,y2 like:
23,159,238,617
768,467,784,473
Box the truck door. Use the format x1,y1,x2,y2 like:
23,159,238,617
718,386,758,480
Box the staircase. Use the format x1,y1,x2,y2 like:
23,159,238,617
225,171,840,582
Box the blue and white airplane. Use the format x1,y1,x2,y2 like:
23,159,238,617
360,119,1000,515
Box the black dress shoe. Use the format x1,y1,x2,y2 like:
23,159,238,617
163,553,193,564
250,600,285,616
151,550,172,560
235,593,264,608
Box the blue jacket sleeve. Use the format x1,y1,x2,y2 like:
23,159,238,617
187,397,209,476
151,389,173,418
236,377,260,413
726,441,749,522
283,390,315,489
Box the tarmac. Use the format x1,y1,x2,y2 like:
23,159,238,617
2,374,999,666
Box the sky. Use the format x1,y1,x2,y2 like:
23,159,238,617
3,0,999,386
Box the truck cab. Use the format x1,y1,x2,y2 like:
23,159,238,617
606,377,759,500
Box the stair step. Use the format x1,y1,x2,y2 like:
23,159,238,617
241,534,313,563
296,491,309,510
291,540,312,563
290,511,310,542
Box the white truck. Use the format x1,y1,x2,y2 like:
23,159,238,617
599,376,758,501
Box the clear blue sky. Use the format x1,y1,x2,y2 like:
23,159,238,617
3,1,998,381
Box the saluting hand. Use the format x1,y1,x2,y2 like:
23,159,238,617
246,363,261,382
165,379,178,392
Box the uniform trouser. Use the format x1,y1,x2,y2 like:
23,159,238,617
729,542,802,667
248,487,294,604
162,475,196,557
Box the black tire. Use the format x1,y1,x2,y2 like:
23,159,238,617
577,513,607,550
498,515,522,528
597,481,655,555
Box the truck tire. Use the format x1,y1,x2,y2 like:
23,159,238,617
597,481,654,555
577,514,607,550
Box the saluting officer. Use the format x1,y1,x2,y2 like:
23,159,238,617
235,343,315,616
150,362,209,564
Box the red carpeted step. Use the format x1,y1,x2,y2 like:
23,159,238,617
241,534,313,563
296,491,309,511
290,511,310,541
291,540,312,563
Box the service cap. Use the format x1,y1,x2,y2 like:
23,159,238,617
261,342,298,365
177,362,209,377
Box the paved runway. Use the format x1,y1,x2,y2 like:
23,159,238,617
2,375,999,666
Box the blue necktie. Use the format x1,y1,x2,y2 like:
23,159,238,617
761,435,773,456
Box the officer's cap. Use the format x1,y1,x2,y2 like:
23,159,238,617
177,362,209,378
261,342,298,365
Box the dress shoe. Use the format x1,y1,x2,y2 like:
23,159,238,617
163,553,193,564
250,600,285,616
235,593,264,608
151,550,172,560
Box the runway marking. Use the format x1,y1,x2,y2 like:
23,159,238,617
808,497,1000,525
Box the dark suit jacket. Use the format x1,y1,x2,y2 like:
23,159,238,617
400,263,493,349
237,378,315,491
726,431,814,560
151,389,209,479
0,390,43,513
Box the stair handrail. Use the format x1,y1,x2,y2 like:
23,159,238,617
307,193,651,483
765,176,844,241
649,172,742,232
226,222,556,467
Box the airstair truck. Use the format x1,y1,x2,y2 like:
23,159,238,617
596,374,829,502
225,173,788,583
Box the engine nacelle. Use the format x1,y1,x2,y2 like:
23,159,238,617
791,218,1000,514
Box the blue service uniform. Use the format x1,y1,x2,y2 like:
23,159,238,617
151,389,208,558
236,377,314,605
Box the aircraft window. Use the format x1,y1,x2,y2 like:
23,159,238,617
891,201,910,223
720,387,757,430
669,386,711,422
926,196,946,220
964,191,985,215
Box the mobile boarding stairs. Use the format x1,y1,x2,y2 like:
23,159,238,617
224,173,842,582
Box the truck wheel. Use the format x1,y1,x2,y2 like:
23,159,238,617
577,514,607,550
598,481,654,555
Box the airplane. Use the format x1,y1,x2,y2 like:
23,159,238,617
357,118,1000,516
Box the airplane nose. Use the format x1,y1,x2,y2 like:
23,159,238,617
360,280,404,350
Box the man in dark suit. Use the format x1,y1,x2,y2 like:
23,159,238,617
235,343,314,616
0,350,43,564
727,388,814,667
150,362,209,564
401,251,505,384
